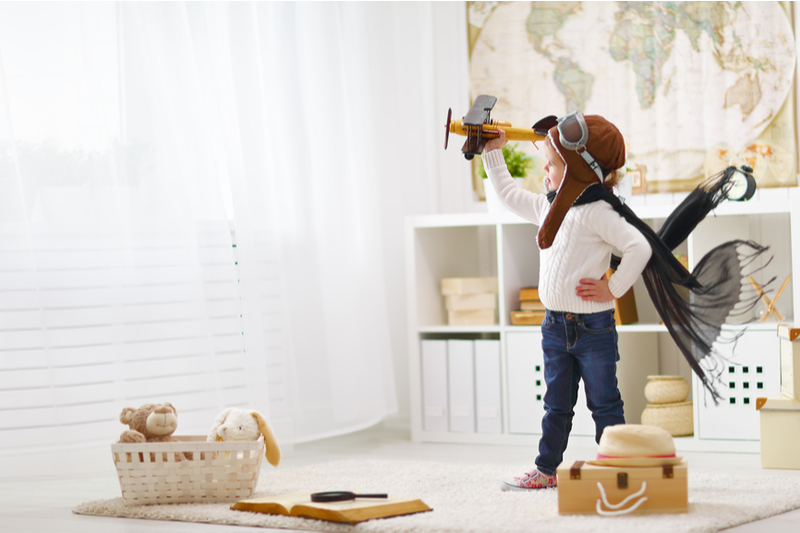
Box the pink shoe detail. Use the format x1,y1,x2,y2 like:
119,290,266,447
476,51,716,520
501,468,557,491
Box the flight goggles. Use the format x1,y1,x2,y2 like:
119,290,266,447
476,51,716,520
533,111,606,182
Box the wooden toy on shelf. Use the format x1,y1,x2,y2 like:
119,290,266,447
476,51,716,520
747,275,791,322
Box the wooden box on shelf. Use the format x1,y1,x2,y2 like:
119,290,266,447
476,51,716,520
441,277,498,326
441,277,498,295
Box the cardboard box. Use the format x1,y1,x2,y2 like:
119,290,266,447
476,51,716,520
440,277,498,295
557,460,688,515
447,308,495,326
757,396,800,469
778,324,800,400
443,292,496,311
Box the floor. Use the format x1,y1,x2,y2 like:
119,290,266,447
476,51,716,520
3,421,800,532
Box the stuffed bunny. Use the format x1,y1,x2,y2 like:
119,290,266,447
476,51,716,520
208,407,280,467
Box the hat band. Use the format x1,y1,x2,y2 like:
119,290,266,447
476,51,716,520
595,453,677,460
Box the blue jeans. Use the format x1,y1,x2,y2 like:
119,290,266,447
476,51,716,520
535,309,624,476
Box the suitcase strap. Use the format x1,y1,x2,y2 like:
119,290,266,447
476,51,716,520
570,461,585,479
569,461,674,481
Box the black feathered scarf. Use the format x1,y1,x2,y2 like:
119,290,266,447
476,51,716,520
548,168,772,403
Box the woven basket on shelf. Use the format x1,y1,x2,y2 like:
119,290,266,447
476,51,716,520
111,436,264,505
641,400,694,437
644,375,690,404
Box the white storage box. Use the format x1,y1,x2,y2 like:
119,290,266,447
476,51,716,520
757,396,800,470
112,436,264,505
778,324,800,400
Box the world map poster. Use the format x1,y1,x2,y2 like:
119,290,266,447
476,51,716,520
468,1,797,193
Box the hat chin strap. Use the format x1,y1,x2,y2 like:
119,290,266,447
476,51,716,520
578,148,606,182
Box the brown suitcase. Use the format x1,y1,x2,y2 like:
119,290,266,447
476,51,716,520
557,459,688,515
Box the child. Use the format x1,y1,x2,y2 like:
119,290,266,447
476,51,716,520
482,113,651,490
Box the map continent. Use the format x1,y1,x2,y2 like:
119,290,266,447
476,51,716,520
468,1,796,191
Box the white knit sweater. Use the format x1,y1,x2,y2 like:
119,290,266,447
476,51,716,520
483,149,651,314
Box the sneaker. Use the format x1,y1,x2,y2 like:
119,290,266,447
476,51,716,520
501,468,557,491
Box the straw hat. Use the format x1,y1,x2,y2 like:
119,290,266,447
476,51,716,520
587,424,682,467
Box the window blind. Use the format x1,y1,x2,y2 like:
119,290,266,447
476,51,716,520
0,221,269,477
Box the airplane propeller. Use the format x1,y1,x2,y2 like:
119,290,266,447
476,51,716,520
444,108,452,150
444,95,544,159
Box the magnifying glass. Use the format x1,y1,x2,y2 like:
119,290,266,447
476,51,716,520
310,491,388,502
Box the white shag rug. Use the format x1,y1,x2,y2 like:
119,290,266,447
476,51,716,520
74,459,800,533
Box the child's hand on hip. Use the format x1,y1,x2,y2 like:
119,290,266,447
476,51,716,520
576,277,615,302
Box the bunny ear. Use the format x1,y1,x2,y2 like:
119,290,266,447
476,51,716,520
207,408,233,442
216,408,232,425
251,411,280,467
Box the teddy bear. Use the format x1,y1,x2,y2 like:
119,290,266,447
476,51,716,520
207,407,280,467
118,402,190,461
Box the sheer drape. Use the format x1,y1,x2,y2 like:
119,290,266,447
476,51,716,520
0,2,260,478
195,1,404,441
0,1,444,478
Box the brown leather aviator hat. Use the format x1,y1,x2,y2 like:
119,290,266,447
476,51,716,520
533,112,626,249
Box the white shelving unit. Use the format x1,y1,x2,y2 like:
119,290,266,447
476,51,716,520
405,186,800,453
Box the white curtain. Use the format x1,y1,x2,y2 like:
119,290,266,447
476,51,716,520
203,1,403,440
0,1,446,478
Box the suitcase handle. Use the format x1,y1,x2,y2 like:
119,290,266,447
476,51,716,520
595,481,648,516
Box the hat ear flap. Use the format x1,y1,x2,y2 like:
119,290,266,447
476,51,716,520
539,175,591,249
539,129,601,249
251,412,280,467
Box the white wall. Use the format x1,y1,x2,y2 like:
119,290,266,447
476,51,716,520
379,3,480,425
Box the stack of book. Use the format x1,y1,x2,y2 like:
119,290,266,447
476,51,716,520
510,287,545,325
441,277,498,326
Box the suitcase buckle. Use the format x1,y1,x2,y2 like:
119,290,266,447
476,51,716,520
570,460,585,480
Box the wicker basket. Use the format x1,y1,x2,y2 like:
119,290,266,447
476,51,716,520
641,401,694,437
111,436,264,505
644,375,690,404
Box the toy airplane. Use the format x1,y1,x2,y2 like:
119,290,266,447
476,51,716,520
444,95,545,160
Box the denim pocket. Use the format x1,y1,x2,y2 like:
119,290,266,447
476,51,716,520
541,314,555,330
579,310,615,334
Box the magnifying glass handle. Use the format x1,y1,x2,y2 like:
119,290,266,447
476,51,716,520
356,493,388,499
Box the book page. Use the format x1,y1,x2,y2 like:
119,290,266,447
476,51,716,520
234,491,316,514
301,495,417,512
236,492,423,511
233,492,431,524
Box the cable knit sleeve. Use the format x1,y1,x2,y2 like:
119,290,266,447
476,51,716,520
483,149,548,224
590,202,652,298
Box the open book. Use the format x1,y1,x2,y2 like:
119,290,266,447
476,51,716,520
231,491,432,524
